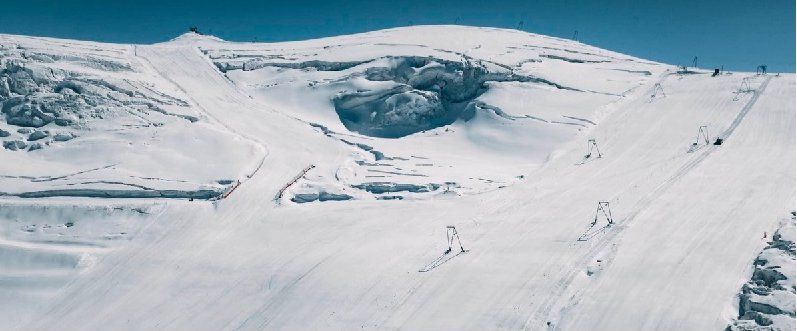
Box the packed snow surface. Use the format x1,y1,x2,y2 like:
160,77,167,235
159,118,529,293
0,26,794,330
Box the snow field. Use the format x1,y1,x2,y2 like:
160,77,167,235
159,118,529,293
0,26,793,331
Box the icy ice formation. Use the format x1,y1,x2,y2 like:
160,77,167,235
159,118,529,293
728,215,796,331
0,43,190,152
0,35,263,197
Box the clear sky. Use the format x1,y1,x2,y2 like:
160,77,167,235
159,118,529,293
1,0,794,72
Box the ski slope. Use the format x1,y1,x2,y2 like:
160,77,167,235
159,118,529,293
0,26,794,331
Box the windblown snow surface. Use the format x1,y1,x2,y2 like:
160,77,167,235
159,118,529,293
0,26,794,331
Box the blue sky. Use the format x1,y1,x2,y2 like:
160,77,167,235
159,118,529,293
1,0,794,72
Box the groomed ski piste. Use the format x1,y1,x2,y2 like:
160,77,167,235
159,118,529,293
0,26,794,330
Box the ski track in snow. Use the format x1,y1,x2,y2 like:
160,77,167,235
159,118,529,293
529,74,774,330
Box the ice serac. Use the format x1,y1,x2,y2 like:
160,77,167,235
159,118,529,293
0,33,263,197
728,215,796,331
332,56,550,138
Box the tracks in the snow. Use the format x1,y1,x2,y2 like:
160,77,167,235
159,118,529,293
524,74,774,329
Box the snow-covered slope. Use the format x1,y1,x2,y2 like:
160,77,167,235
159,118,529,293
0,26,793,331
201,27,665,201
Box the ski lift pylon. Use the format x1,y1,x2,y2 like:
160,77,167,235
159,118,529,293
445,225,467,254
586,139,602,159
651,83,666,98
592,201,613,226
696,125,710,146
739,77,753,93
577,201,614,241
